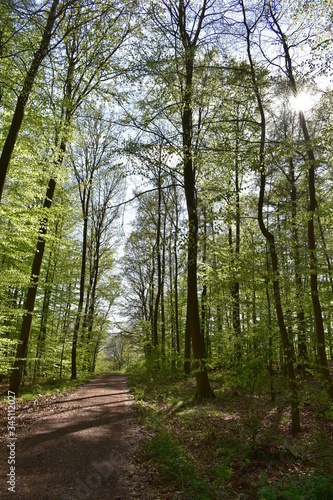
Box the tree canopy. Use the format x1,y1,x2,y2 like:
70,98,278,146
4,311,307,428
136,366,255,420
0,1,332,442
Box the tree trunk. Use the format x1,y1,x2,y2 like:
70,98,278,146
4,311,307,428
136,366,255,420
300,112,333,399
33,248,55,383
149,249,155,352
173,181,180,357
169,237,176,369
183,67,212,394
71,210,89,380
152,170,162,348
161,214,166,358
9,178,56,394
242,0,300,432
201,208,208,356
0,0,60,202
289,157,308,366
265,268,275,402
232,116,241,360
178,1,213,397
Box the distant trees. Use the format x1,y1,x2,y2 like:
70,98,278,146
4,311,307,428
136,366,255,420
122,142,185,367
69,106,124,377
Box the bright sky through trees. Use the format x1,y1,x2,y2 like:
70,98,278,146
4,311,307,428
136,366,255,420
290,90,319,112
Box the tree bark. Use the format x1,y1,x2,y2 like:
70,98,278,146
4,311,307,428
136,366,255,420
152,169,162,348
171,180,181,361
201,207,208,355
300,112,333,399
9,178,56,394
71,193,90,379
179,0,214,398
161,214,166,358
33,247,56,383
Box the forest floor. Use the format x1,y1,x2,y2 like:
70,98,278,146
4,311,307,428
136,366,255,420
0,370,332,499
0,373,167,499
127,367,333,499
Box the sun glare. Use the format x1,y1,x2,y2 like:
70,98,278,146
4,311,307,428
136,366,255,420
290,91,316,112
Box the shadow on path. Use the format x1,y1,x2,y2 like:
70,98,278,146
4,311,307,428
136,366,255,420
0,373,153,499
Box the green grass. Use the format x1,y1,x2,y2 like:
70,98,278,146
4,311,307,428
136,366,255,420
20,375,93,401
0,373,96,402
147,430,212,499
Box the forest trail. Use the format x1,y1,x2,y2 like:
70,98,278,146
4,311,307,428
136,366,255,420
1,374,162,499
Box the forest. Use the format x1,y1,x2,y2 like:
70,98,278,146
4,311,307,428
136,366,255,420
0,0,332,498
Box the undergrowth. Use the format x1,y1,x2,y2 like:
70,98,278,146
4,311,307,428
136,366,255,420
0,372,97,402
127,362,333,499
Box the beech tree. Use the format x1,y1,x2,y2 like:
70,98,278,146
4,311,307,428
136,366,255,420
9,24,75,394
9,0,135,392
137,0,219,398
0,0,63,202
240,0,300,433
266,1,333,400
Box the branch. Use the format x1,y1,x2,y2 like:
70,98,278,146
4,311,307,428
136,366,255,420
108,183,183,209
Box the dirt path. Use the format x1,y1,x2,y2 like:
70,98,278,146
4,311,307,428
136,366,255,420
1,374,162,499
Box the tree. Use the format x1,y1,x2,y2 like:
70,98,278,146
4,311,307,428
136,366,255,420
70,107,124,373
9,26,74,394
267,0,333,401
9,0,134,392
142,0,216,398
241,0,300,433
0,0,62,202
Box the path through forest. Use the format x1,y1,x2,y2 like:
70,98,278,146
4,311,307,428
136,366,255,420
1,374,163,499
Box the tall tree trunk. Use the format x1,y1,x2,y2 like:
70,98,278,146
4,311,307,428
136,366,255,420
149,248,155,352
229,208,241,360
9,178,57,394
33,248,56,383
0,0,60,202
268,4,333,401
242,0,300,432
301,112,333,399
153,170,162,348
201,207,208,356
85,228,102,370
172,181,180,358
265,255,275,402
232,116,241,360
60,290,72,380
178,1,213,398
169,237,176,369
161,214,166,358
289,157,308,366
71,209,89,379
71,148,95,378
174,222,180,356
